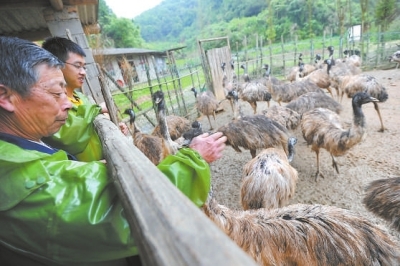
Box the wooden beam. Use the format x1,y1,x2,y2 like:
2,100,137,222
0,0,97,9
1,29,51,41
0,0,49,9
49,0,63,11
64,0,98,5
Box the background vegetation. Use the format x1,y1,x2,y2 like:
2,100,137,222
94,0,400,54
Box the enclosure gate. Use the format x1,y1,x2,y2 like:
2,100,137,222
198,37,233,101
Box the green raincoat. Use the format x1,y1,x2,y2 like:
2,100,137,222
43,92,103,162
0,139,211,265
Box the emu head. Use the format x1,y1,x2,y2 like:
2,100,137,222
153,91,165,112
263,64,271,77
191,87,198,98
327,46,334,56
124,108,135,124
298,62,305,71
324,58,334,74
315,54,322,63
227,90,239,101
352,92,378,107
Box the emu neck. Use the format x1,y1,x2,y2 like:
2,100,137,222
352,101,366,128
157,102,173,143
337,100,367,154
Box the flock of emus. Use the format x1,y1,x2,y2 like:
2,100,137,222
123,48,400,265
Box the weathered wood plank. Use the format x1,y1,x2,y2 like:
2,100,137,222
94,116,257,266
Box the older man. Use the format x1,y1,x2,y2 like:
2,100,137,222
0,36,227,265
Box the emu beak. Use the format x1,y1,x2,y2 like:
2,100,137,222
370,97,379,102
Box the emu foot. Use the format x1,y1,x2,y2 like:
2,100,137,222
314,171,325,182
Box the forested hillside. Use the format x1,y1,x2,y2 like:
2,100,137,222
97,0,400,51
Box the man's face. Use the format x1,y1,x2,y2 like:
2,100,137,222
62,52,86,91
13,64,72,139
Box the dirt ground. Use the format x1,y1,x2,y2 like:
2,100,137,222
198,68,400,242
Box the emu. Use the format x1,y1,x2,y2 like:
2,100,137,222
241,147,298,210
363,177,400,233
301,92,378,181
203,191,400,266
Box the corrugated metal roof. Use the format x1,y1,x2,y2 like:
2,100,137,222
0,0,98,41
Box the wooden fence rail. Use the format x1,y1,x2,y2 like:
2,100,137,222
94,116,258,266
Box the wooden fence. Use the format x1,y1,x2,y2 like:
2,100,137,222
94,116,258,266
232,31,400,80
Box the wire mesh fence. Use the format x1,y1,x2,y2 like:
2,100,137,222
108,31,400,133
107,63,204,133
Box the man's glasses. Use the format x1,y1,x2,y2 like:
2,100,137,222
63,62,87,71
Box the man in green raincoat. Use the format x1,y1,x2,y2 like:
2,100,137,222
41,36,129,162
0,37,227,265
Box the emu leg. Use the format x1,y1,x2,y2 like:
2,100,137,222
335,87,341,102
207,115,214,130
232,100,238,120
326,87,334,98
373,102,385,132
287,137,297,162
314,149,325,181
340,91,345,103
331,154,339,174
250,102,257,114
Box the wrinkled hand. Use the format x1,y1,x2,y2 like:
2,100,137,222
119,122,129,136
189,132,227,164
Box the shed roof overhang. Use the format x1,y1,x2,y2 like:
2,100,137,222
0,0,98,41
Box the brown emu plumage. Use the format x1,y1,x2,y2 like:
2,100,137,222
241,148,298,210
286,91,343,115
217,114,292,158
301,92,378,181
192,88,220,130
151,115,191,140
363,177,400,232
262,105,301,131
339,74,388,132
125,109,170,165
203,197,400,266
238,65,272,114
266,79,323,106
124,91,179,165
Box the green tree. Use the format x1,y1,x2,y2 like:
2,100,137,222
98,0,116,26
375,0,397,31
97,0,144,48
103,18,144,48
266,0,276,43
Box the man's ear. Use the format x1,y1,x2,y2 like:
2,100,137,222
0,84,15,112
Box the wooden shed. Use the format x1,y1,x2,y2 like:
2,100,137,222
93,47,167,90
